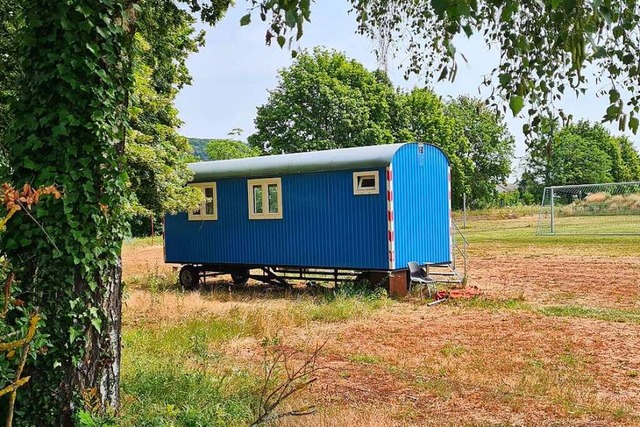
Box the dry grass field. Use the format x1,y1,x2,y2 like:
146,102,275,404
120,215,640,427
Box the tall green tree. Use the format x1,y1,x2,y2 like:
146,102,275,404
521,120,640,199
615,136,640,181
0,0,203,218
0,0,230,423
3,1,134,423
445,96,515,207
126,0,206,218
249,48,397,153
249,50,518,208
401,88,473,207
547,132,613,185
206,138,260,160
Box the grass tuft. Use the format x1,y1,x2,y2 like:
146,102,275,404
348,353,382,365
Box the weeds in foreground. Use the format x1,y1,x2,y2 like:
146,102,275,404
118,282,392,426
251,338,325,426
126,264,178,292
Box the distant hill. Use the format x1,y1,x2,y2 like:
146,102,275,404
187,138,211,161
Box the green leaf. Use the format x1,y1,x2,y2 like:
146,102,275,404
609,89,620,103
69,327,80,345
431,0,449,16
606,104,621,118
240,14,251,26
509,95,525,115
629,116,639,133
24,158,37,170
285,9,297,28
277,35,286,48
498,73,511,86
91,317,102,333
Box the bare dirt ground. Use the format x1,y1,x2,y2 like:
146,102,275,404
122,221,640,426
470,255,640,309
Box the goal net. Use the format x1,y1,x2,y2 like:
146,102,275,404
536,182,640,235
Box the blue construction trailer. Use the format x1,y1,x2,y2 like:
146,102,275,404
164,142,464,294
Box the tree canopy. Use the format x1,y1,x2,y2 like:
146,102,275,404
206,138,260,160
445,96,515,207
249,49,515,208
236,0,640,136
521,120,640,199
125,0,205,218
249,48,397,153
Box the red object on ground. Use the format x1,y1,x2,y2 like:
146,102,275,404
435,286,482,301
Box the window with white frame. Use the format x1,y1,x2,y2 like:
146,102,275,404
353,171,379,195
188,182,218,220
248,178,282,219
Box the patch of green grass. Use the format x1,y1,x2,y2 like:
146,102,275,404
455,296,531,311
537,305,640,325
120,311,263,426
295,282,393,323
457,212,640,256
458,296,640,325
120,360,258,427
414,376,454,399
611,405,634,421
440,343,467,358
349,353,382,365
300,295,391,323
125,312,258,360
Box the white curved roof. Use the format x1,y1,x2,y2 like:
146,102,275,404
189,143,407,182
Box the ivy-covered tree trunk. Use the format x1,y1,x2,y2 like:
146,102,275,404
3,1,131,424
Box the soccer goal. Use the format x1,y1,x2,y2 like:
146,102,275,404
536,182,640,235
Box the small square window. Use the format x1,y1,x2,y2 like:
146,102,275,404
188,182,218,221
248,178,282,220
353,171,379,195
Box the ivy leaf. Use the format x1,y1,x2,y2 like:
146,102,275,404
91,317,102,333
23,158,37,170
509,95,525,115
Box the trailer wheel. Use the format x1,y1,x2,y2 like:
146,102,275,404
179,265,200,290
230,269,250,286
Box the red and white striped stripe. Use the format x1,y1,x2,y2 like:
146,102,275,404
386,166,395,270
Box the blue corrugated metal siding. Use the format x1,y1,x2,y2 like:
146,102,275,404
392,143,451,266
165,168,389,270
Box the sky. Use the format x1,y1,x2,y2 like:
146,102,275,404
175,1,639,177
